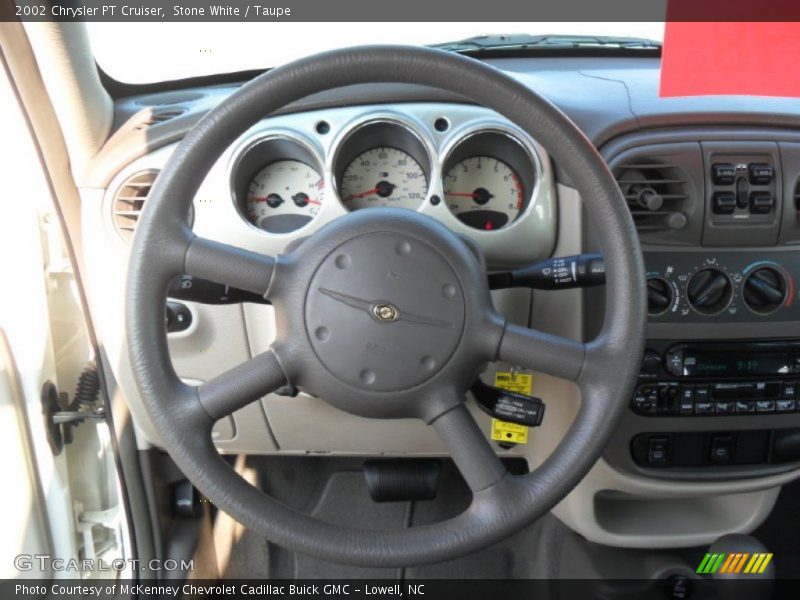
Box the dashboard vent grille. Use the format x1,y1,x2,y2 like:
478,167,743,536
112,170,159,241
615,160,690,233
133,108,186,131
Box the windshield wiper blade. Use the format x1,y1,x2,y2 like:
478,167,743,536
432,34,661,53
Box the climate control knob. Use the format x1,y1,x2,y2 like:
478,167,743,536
687,268,733,315
647,277,673,316
743,267,787,314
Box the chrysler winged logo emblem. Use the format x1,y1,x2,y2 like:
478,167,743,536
318,288,453,328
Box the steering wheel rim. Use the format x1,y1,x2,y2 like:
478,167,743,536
126,45,645,567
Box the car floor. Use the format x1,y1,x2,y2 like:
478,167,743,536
217,456,677,581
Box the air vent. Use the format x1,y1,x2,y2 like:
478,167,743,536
615,160,690,234
132,108,186,131
112,170,158,241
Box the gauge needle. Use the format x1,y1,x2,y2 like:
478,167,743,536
346,188,379,201
445,192,480,198
347,181,396,201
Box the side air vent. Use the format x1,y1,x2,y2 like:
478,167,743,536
615,160,690,233
132,108,187,131
112,170,159,241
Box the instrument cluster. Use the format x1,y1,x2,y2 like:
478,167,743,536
227,106,551,262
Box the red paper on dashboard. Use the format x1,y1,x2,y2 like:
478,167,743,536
660,21,800,98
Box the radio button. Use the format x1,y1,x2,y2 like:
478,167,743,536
695,402,714,415
695,385,710,402
632,385,658,415
777,399,796,412
756,400,776,413
736,400,756,414
715,401,735,415
665,347,684,377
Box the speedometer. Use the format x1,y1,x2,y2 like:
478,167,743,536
246,160,323,233
444,156,524,230
340,147,428,210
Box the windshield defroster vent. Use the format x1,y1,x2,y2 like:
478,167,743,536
112,170,159,241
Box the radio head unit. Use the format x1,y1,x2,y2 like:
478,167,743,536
665,340,800,378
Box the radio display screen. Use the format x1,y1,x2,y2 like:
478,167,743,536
683,350,800,377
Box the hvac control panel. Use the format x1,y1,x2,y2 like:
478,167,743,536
645,251,800,323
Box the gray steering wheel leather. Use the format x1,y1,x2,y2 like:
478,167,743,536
126,45,645,567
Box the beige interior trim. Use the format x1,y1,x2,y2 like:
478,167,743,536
19,22,112,182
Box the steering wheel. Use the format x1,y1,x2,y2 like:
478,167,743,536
126,46,645,567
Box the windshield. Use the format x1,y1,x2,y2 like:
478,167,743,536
88,22,665,84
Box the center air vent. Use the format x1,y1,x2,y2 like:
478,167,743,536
615,160,689,232
609,142,703,245
112,170,159,241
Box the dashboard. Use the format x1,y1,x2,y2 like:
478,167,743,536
78,54,800,552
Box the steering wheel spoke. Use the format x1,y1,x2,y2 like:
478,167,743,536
196,350,287,420
184,236,277,297
431,402,507,493
496,322,587,382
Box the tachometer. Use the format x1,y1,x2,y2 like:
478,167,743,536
246,160,323,233
340,147,428,210
444,156,524,230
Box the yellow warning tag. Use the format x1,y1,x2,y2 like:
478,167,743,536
491,419,528,444
494,371,533,396
490,371,533,444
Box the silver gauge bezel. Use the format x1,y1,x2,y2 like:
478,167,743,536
228,130,326,237
438,123,543,233
330,114,436,212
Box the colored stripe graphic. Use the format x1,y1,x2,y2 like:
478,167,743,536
698,553,773,574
